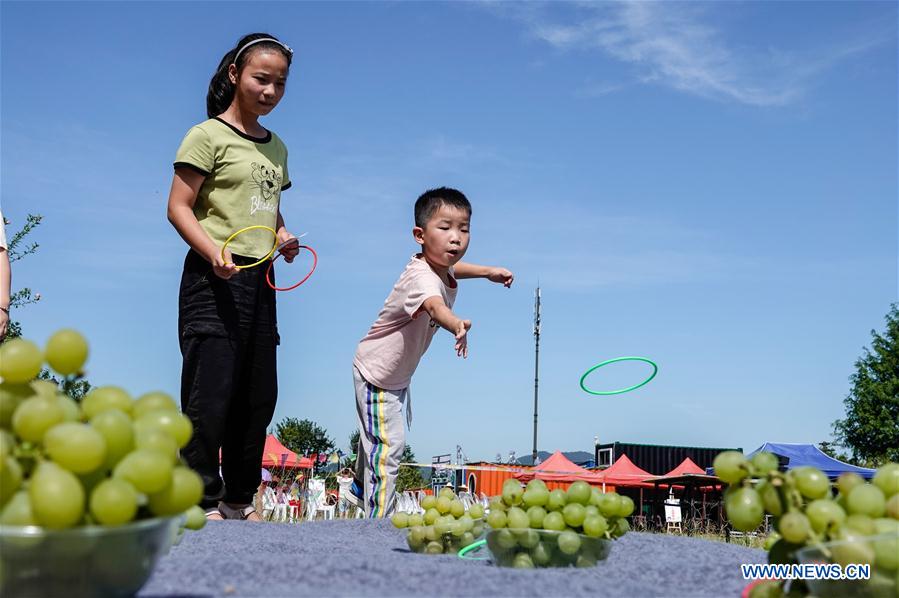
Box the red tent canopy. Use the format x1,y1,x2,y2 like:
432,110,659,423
261,434,313,469
513,451,603,483
663,457,705,477
593,454,656,488
643,456,720,491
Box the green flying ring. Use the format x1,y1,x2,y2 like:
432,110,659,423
579,357,658,396
457,539,488,560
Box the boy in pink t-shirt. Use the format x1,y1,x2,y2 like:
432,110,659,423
351,187,513,517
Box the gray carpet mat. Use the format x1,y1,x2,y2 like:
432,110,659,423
139,519,765,597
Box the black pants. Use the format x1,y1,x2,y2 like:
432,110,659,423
178,249,279,508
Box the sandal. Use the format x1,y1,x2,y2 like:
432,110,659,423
218,502,261,521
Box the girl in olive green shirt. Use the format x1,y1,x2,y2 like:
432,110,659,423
167,33,299,521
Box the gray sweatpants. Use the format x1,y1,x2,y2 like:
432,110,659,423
353,366,409,518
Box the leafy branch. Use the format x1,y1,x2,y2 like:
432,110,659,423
7,214,42,263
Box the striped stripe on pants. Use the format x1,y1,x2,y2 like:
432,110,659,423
353,366,407,518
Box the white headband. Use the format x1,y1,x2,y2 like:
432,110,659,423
233,38,293,63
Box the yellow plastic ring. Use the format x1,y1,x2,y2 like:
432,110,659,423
220,225,278,270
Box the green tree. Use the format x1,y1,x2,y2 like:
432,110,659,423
1,214,92,402
817,441,855,465
3,214,43,341
345,429,425,491
832,304,899,466
37,370,92,403
348,429,360,456
322,429,360,491
275,417,335,457
396,443,425,492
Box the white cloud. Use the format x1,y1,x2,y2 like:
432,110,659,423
426,135,504,165
573,80,632,98
485,1,890,107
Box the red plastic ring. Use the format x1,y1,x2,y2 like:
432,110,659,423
266,245,317,291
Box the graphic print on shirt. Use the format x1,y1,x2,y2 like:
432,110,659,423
249,162,282,216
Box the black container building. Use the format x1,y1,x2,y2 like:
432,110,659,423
594,441,741,475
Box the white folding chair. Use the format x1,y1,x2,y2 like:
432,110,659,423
262,487,277,521
395,492,411,514
273,499,288,522
406,492,420,513
305,479,335,521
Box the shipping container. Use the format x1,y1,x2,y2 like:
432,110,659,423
594,442,741,475
460,463,615,497
463,463,519,497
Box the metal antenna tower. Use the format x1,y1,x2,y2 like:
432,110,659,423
532,285,541,463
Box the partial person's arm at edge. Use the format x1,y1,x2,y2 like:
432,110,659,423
0,246,10,340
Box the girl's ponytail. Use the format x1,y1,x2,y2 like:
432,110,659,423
206,48,239,118
206,33,293,118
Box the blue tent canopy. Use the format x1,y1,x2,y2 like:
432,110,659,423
746,442,876,480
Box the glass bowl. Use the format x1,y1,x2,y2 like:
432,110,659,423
485,528,612,568
0,516,180,598
795,532,898,598
403,516,487,555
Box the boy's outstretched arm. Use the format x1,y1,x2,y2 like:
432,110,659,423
421,296,471,358
453,262,514,287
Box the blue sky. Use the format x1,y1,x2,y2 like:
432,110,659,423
2,1,896,468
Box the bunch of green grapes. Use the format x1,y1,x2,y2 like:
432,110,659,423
714,450,899,597
0,331,207,532
484,478,629,568
391,486,487,554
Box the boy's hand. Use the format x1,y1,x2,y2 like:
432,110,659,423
487,267,514,288
454,320,472,358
